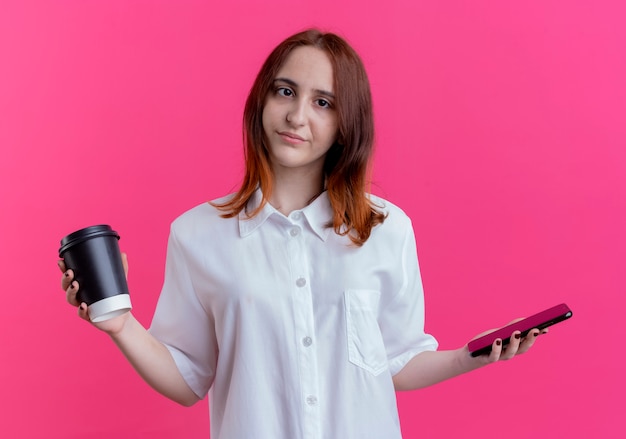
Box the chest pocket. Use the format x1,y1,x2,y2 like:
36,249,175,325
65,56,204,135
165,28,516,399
345,289,388,376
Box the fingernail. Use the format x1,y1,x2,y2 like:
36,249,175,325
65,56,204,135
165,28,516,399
514,333,521,339
533,331,539,337
64,271,70,278
496,339,502,346
70,282,75,289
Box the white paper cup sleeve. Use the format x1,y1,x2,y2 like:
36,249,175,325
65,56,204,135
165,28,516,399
88,294,132,323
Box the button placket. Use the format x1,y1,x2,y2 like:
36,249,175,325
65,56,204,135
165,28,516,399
285,218,321,438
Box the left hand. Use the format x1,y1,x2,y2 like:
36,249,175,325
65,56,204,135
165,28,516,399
468,320,548,366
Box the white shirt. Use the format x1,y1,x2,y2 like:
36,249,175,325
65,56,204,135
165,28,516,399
149,189,438,439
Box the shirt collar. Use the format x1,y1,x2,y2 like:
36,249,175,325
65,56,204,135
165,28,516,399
238,189,333,241
238,189,274,237
301,191,333,241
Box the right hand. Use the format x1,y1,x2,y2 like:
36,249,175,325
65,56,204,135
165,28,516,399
58,253,131,335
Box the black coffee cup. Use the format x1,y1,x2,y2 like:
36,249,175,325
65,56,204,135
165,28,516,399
59,225,132,322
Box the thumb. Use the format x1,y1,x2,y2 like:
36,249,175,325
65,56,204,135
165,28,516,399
121,252,129,279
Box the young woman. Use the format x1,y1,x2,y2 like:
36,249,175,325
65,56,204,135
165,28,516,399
59,29,543,438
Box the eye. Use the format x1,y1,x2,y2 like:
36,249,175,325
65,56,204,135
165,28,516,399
277,87,293,97
316,99,332,109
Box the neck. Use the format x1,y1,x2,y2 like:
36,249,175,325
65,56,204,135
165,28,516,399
269,169,325,216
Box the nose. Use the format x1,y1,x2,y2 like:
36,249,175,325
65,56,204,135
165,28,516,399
286,98,307,127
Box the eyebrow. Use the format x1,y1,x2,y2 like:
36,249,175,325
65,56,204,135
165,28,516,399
273,77,335,99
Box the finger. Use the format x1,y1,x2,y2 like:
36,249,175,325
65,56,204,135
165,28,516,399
77,302,91,322
488,338,503,363
66,280,80,307
501,331,522,360
58,260,66,273
61,269,74,290
517,329,541,355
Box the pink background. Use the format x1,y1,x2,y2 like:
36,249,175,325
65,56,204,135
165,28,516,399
1,0,624,437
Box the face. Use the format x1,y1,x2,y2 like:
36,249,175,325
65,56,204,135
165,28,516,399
262,46,339,178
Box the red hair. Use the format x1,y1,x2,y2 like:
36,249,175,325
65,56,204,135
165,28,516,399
213,29,385,246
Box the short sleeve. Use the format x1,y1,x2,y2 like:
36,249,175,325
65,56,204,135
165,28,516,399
148,223,217,399
380,219,438,376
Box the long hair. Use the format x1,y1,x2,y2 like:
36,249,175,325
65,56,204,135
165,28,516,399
213,29,386,246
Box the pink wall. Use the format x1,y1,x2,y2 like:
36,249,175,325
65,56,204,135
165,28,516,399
1,0,624,437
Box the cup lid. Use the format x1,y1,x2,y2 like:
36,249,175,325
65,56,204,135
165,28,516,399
59,224,120,256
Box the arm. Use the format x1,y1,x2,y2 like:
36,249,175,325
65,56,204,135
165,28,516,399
389,218,545,390
392,329,542,391
60,260,200,407
106,312,200,406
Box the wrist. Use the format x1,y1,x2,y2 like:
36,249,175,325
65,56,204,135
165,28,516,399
100,310,134,339
455,345,483,373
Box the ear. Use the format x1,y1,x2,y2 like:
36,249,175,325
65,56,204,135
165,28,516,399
335,130,344,147
336,135,344,146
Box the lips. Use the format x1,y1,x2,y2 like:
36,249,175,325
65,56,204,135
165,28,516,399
278,131,306,144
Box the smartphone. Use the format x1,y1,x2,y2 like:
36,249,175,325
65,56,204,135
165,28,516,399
468,303,573,357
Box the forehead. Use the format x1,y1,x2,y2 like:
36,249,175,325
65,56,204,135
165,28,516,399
275,46,334,92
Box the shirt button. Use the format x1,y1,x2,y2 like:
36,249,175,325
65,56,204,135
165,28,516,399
292,212,302,220
306,395,318,406
296,277,307,287
289,226,300,237
302,336,313,347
